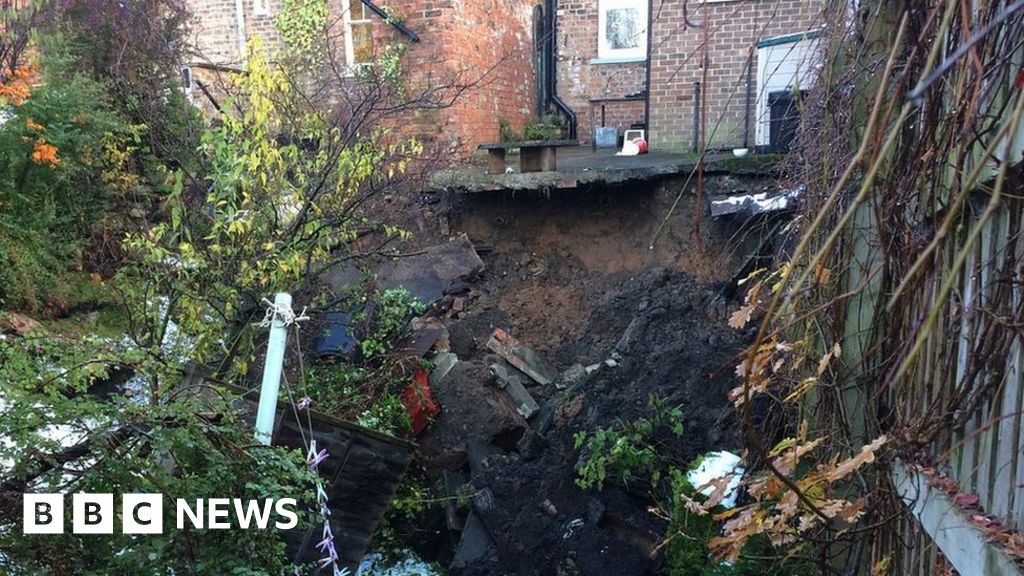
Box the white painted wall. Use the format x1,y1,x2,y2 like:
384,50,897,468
754,36,821,147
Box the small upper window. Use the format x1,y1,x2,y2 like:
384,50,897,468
344,0,374,66
597,0,648,61
253,0,270,17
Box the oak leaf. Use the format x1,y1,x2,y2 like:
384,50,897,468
729,303,757,329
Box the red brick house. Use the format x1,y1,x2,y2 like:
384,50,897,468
185,0,821,155
554,0,823,152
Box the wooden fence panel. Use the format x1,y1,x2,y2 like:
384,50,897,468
933,204,1024,531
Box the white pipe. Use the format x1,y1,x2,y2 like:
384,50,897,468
234,0,247,63
254,292,291,445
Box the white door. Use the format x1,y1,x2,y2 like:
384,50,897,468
755,34,821,148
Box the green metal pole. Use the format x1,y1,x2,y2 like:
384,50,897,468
254,292,291,445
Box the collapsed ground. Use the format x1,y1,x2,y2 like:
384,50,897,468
365,175,779,575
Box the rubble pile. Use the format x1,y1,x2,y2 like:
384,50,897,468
412,264,746,575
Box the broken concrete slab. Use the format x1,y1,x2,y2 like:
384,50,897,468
374,234,485,305
451,511,496,570
709,185,802,218
490,362,540,420
489,362,532,390
466,438,497,478
485,328,558,386
404,316,450,356
430,352,459,386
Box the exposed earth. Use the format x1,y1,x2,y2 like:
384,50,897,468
377,176,776,575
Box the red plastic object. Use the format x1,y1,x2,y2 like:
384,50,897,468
633,138,649,154
401,367,440,437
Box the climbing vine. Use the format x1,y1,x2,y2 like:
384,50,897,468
275,0,329,60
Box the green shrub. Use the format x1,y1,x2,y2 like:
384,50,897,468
573,395,684,490
0,63,123,312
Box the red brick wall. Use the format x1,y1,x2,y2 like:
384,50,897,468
189,0,284,66
555,0,646,145
402,0,537,155
186,0,538,156
589,98,646,142
647,0,821,151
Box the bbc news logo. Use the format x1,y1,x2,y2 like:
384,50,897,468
23,494,299,534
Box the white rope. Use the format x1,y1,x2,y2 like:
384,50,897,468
256,297,309,328
265,299,347,576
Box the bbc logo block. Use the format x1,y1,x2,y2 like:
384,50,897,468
24,493,163,535
22,493,296,534
23,494,63,534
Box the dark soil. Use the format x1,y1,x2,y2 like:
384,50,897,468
446,270,744,576
378,177,768,574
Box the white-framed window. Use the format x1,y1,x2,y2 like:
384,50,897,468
343,0,374,67
253,0,270,17
597,0,648,62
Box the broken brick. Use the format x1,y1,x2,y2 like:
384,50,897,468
485,328,558,386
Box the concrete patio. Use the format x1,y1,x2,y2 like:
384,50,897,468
428,147,783,192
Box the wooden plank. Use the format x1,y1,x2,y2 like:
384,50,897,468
275,409,414,571
992,337,1022,524
477,139,579,150
894,461,1023,576
957,235,982,489
1011,206,1024,529
486,148,506,175
976,216,998,511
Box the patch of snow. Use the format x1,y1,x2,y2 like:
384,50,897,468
687,451,745,509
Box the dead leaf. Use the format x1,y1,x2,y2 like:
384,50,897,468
772,437,825,476
837,496,867,523
729,303,757,330
0,312,43,336
954,493,980,508
821,436,886,482
777,490,799,516
814,264,832,284
1003,533,1024,559
696,476,731,509
816,342,842,376
818,499,846,518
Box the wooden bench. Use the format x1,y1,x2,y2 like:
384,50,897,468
478,140,579,174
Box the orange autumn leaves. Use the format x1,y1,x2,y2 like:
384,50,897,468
0,65,35,105
31,138,58,165
2,66,59,166
26,118,58,166
25,121,59,166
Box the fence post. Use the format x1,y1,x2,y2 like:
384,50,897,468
254,292,291,445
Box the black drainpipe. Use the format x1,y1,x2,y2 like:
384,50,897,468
643,0,652,143
692,81,701,152
360,0,420,42
546,0,577,140
743,46,753,149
